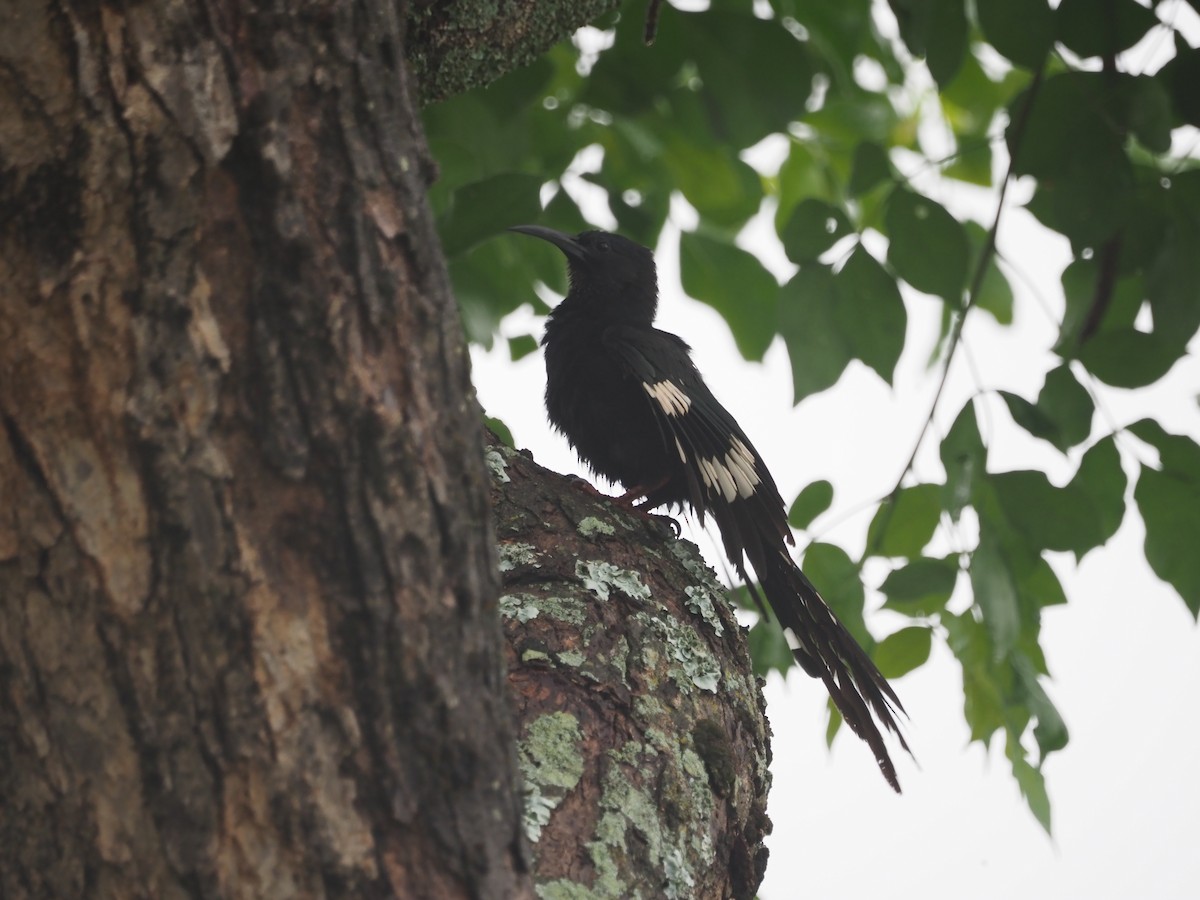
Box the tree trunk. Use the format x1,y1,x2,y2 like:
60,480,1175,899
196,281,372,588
1,2,526,896
489,437,772,899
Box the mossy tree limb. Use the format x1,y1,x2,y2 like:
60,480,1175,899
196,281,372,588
407,0,622,103
488,436,773,900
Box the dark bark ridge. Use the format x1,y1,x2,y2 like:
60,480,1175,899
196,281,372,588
1,2,528,897
487,436,772,900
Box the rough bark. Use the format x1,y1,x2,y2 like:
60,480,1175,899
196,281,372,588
488,437,772,900
406,0,621,103
0,1,528,897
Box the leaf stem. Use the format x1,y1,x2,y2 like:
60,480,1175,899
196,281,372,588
860,63,1047,565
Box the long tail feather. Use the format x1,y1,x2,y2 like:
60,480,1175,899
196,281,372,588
712,499,910,792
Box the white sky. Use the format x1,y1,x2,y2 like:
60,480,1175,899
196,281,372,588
469,4,1200,896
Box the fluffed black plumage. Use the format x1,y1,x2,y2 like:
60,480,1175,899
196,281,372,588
510,225,910,791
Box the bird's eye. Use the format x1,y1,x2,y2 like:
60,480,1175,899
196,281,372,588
597,240,610,251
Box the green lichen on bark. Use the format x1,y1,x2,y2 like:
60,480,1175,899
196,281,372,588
407,0,622,103
577,516,616,538
579,737,716,900
499,541,540,571
520,712,585,843
576,559,651,603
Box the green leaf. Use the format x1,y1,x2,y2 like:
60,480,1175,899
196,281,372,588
438,173,545,256
780,265,854,403
964,221,1013,323
484,415,514,447
1130,419,1200,474
1159,41,1200,128
943,143,993,187
1001,365,1093,452
507,334,538,361
451,237,558,346
940,400,987,520
1056,0,1159,60
803,542,871,647
1056,258,1143,353
975,0,1055,69
867,484,942,558
999,391,1060,447
662,126,763,228
881,556,959,616
849,141,892,197
679,231,779,361
1123,76,1174,155
885,189,969,302
941,45,1029,132
1009,72,1116,179
1147,225,1200,346
1018,655,1069,757
1131,422,1200,617
775,140,838,229
1024,140,1133,246
944,611,1007,742
1008,739,1052,833
927,0,968,88
683,11,816,148
832,247,908,385
970,532,1021,655
781,199,854,262
873,626,933,678
889,0,968,87
805,89,905,147
747,614,796,677
788,480,834,530
1035,365,1093,451
989,470,1100,555
1016,556,1068,611
1076,329,1184,388
1067,437,1127,555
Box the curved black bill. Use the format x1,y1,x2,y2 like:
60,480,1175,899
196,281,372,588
508,224,585,262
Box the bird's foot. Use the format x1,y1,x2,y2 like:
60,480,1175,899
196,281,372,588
567,476,681,536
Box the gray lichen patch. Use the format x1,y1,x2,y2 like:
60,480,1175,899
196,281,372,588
572,739,716,900
556,648,586,668
668,539,723,590
499,594,541,623
634,611,720,694
519,712,585,843
485,446,511,483
499,592,590,627
577,516,616,538
535,880,608,900
576,560,651,603
683,585,724,636
499,540,539,572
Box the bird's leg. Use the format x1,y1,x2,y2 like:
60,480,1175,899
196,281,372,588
615,476,682,536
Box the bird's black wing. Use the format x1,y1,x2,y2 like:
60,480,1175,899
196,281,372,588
601,324,790,535
604,322,911,791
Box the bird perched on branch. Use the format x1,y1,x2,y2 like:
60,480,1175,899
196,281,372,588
510,224,910,791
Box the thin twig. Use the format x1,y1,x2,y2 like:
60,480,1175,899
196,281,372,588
859,62,1047,564
644,0,664,45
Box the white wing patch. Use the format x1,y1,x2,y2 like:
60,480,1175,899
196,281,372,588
643,379,692,417
726,437,761,498
700,437,761,502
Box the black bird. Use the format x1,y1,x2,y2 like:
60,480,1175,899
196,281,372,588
509,225,910,792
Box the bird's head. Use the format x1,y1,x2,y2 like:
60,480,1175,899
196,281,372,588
509,225,658,323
